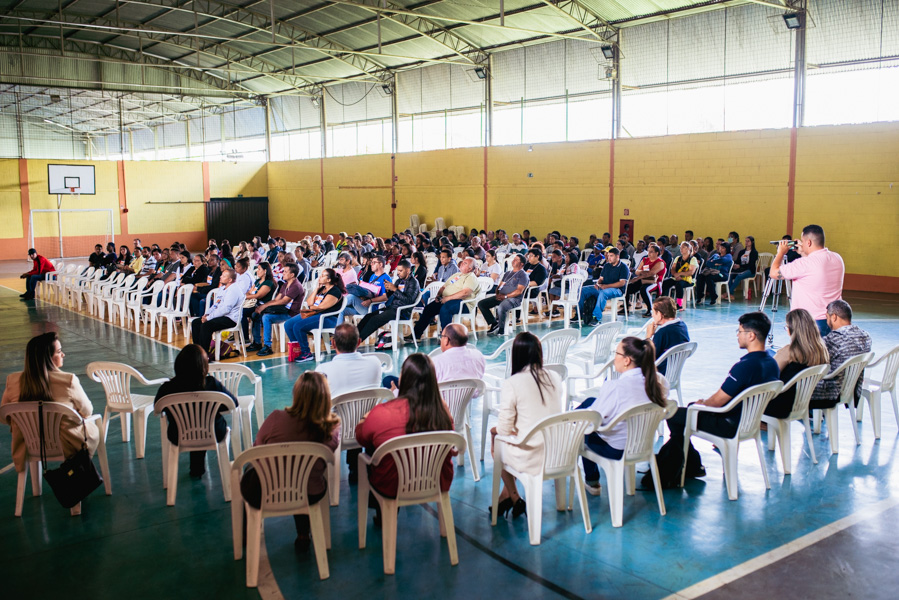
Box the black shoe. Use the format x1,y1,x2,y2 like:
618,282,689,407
642,311,652,318
189,469,206,479
246,343,262,352
583,316,598,327
294,534,311,553
489,497,514,518
404,334,419,344
19,292,27,298
348,470,358,485
20,294,35,301
256,346,273,356
486,324,499,335
512,498,527,518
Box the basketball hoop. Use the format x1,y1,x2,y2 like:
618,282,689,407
69,187,80,201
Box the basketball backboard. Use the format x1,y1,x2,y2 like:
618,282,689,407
48,164,96,195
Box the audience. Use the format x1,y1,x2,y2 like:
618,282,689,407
345,255,391,318
695,241,733,305
765,308,829,419
810,300,872,409
490,332,564,518
241,262,276,343
1,332,100,486
356,259,421,346
662,242,699,309
249,263,305,356
410,258,479,342
578,247,628,327
239,371,340,551
646,297,690,376
189,268,243,359
625,244,666,318
479,254,529,335
577,336,668,495
154,344,234,478
728,235,759,296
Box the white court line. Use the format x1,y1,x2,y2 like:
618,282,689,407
0,462,15,475
662,495,899,600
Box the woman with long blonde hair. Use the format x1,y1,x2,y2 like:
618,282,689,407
764,308,829,418
240,371,340,551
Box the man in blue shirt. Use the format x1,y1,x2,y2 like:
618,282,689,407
579,248,629,327
664,311,780,476
695,241,734,305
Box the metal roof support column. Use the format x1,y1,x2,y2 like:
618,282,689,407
185,115,191,159
790,1,807,128
264,99,272,161
390,75,398,154
14,88,25,158
610,43,621,140
485,54,494,147
319,93,327,158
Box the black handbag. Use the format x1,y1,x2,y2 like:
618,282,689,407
38,401,103,509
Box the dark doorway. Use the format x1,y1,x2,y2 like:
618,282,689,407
206,197,269,245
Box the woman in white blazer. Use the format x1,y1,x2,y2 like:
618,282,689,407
491,332,564,519
1,332,99,474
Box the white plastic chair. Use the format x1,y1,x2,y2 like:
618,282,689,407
157,284,194,343
154,391,234,505
73,269,103,311
452,278,493,340
439,379,485,481
36,260,61,300
330,388,394,506
539,328,580,366
654,341,698,406
748,253,774,299
48,263,77,303
480,338,515,460
551,273,587,328
209,363,264,456
761,364,829,474
0,402,111,517
366,351,394,375
813,352,875,452
382,292,424,350
63,265,94,307
231,442,334,585
579,399,677,527
101,274,137,323
311,296,349,362
90,272,124,317
358,431,465,574
202,288,248,361
680,380,783,500
126,279,160,331
86,362,168,459
568,321,623,392
859,345,899,438
492,411,601,545
142,281,177,338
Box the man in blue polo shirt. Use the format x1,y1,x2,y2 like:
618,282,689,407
579,247,629,327
664,311,779,477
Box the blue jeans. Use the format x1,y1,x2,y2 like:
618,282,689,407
283,313,338,355
251,312,291,347
412,298,463,338
816,319,831,337
576,397,623,484
26,275,43,295
579,286,623,320
728,270,755,295
343,293,370,317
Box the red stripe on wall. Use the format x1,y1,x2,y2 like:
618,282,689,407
18,158,30,254
201,162,210,234
787,127,798,237
117,160,128,237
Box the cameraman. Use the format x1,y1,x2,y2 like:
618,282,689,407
770,224,844,336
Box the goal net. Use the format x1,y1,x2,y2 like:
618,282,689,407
29,209,115,259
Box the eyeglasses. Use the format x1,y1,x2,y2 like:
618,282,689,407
736,328,749,336
615,351,628,358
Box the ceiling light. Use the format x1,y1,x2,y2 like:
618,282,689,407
782,13,802,29
381,84,393,95
43,118,53,123
601,46,615,59
311,96,320,109
473,67,487,79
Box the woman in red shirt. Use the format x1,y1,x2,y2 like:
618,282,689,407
625,244,667,318
239,371,340,551
356,354,454,524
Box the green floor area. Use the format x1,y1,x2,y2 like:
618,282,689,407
1,286,898,599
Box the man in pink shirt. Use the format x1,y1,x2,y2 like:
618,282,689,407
770,224,844,336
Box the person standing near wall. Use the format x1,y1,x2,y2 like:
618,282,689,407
770,224,844,337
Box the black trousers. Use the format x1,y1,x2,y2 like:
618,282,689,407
695,273,727,302
662,279,693,300
625,281,657,310
164,410,228,474
357,307,396,341
240,466,327,536
191,316,237,353
664,406,738,467
241,307,256,340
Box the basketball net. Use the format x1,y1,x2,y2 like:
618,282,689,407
70,187,80,201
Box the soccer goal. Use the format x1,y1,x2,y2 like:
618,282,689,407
29,208,115,259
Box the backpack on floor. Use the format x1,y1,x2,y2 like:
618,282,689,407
582,295,597,321
643,437,705,489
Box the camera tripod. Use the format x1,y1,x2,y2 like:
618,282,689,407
758,275,790,348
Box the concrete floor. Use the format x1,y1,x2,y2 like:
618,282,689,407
0,269,898,600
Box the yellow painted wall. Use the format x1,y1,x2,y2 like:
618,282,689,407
615,129,791,248
396,148,483,235
794,122,899,277
27,159,122,237
267,159,322,234
488,141,610,241
324,154,392,236
125,161,205,234
208,161,267,198
0,160,23,239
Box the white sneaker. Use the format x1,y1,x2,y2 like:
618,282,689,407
586,482,602,496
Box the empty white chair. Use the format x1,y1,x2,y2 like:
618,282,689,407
492,410,601,545
90,272,124,317
72,269,103,311
655,341,698,406
539,328,580,366
749,253,774,298
155,391,234,505
101,274,137,323
480,338,515,460
330,388,394,506
813,352,875,451
680,380,783,500
126,279,161,331
143,281,177,338
551,273,587,328
366,351,394,375
48,263,77,303
358,431,464,574
568,321,623,394
761,364,829,473
158,284,194,343
0,402,111,517
858,345,899,438
86,362,169,459
438,379,485,481
209,363,264,456
231,442,333,585
580,399,677,527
